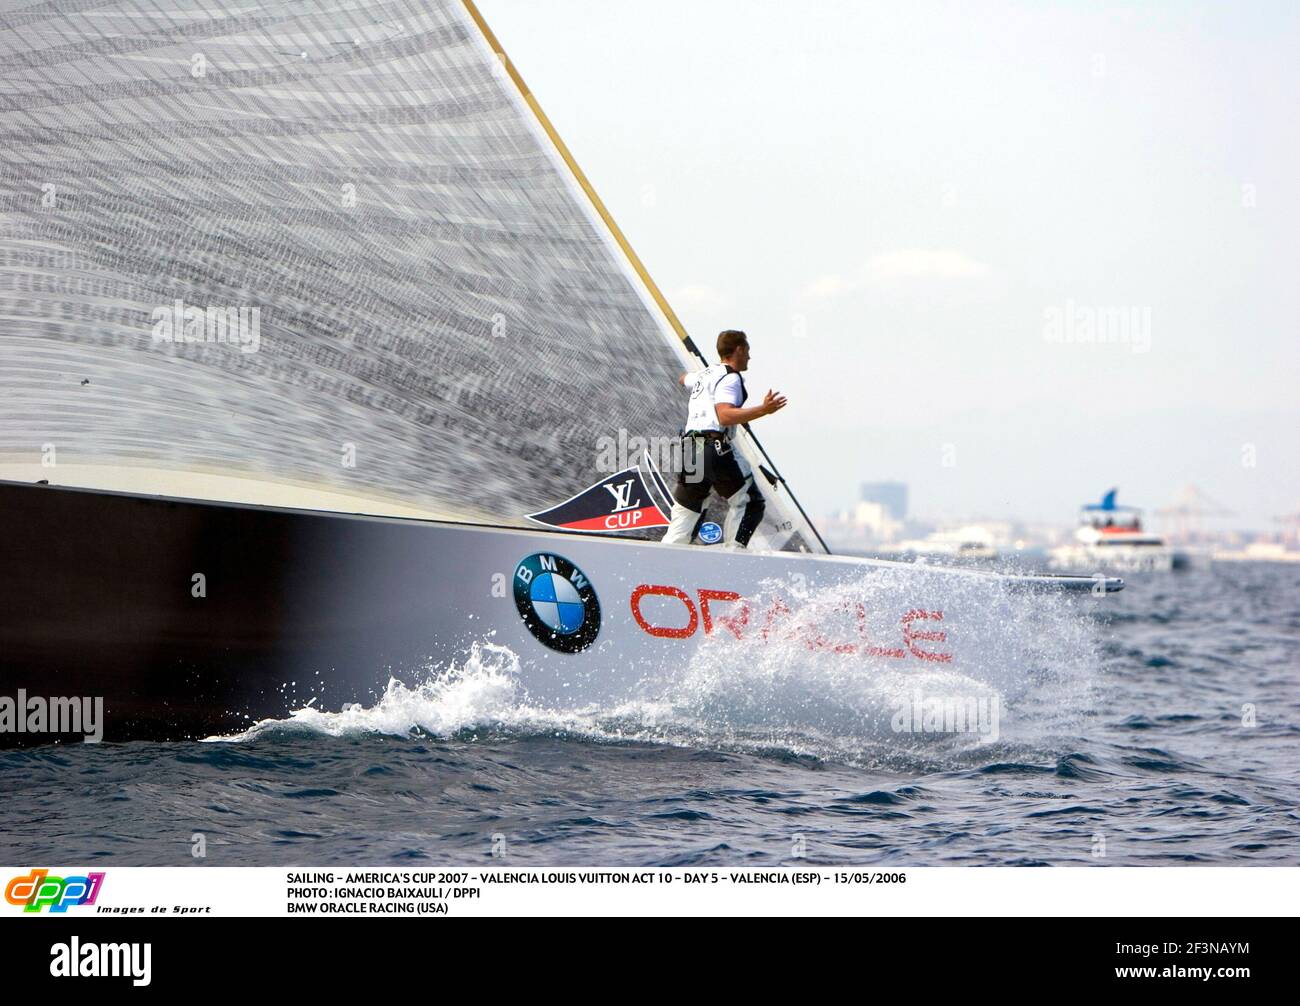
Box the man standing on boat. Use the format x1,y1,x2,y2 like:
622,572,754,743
661,330,787,548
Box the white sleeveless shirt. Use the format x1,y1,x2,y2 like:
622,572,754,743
685,364,746,434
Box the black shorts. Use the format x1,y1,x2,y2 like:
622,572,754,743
672,436,748,511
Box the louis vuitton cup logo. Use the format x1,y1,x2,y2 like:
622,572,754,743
604,477,640,513
527,452,673,534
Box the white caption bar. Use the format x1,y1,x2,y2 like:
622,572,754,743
1,867,1294,917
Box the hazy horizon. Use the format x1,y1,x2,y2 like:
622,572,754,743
480,0,1298,531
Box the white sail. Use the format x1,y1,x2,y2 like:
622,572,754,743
0,0,824,551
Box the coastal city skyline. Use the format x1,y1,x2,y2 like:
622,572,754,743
824,477,1288,540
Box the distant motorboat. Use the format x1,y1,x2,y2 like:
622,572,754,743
878,525,1000,564
1049,489,1175,573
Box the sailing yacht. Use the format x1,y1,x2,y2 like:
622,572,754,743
0,0,1120,744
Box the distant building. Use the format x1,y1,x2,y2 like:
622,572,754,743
851,501,903,540
860,482,908,521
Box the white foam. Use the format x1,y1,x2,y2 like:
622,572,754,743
214,642,553,742
212,569,1102,767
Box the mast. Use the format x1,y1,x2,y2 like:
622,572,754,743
459,0,830,553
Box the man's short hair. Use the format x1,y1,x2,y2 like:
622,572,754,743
717,329,748,359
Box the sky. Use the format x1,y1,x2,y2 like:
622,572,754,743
478,0,1299,530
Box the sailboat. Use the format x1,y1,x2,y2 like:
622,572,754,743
0,0,1119,744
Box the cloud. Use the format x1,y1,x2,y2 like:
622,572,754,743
801,249,994,300
802,274,850,299
672,284,731,312
864,248,993,282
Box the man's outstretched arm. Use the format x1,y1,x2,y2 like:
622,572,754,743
716,390,787,427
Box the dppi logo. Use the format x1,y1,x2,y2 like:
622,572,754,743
5,869,104,913
513,553,601,653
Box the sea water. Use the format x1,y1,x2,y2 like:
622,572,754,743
1,562,1296,866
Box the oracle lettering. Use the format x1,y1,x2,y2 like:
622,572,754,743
629,585,952,661
901,609,952,663
630,584,698,638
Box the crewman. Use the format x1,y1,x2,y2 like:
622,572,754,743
661,329,787,548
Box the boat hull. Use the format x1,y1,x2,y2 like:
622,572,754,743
0,480,1115,745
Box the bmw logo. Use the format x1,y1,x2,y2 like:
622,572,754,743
698,521,723,545
513,553,601,653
